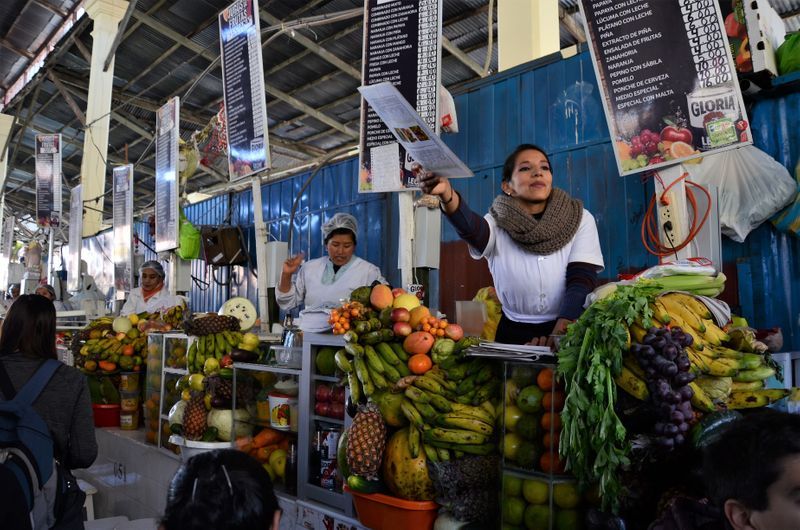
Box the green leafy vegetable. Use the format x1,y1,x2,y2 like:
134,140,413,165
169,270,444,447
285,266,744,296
557,283,659,514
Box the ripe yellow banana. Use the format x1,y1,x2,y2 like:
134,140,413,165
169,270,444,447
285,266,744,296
629,323,647,344
731,380,764,392
726,389,790,409
623,354,647,380
689,381,715,412
700,319,730,346
659,295,706,333
666,292,712,319
650,301,672,325
614,366,649,400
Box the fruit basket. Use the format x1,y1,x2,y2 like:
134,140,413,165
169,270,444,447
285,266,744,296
344,486,438,530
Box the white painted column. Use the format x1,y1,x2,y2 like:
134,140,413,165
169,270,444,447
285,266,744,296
0,114,16,193
80,0,129,237
498,0,559,71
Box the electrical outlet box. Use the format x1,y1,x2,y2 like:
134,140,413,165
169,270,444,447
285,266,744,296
654,171,694,261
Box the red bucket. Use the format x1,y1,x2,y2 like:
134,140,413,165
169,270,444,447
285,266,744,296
92,404,120,428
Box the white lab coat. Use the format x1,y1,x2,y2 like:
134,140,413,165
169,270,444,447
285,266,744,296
121,287,184,316
276,256,385,311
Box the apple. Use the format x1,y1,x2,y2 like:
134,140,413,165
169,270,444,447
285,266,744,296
391,287,406,298
393,321,413,337
444,323,464,341
331,386,346,404
315,384,332,403
391,307,411,323
315,401,330,416
329,402,345,419
220,354,233,368
660,125,692,144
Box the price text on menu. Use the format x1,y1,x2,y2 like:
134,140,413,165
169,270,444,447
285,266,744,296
580,0,751,175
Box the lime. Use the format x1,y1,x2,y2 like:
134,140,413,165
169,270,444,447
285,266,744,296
555,509,582,530
503,432,523,461
524,504,551,530
517,386,544,414
516,414,540,441
522,479,549,505
502,496,526,526
504,405,523,432
316,347,338,376
553,482,580,509
504,474,523,497
515,440,541,470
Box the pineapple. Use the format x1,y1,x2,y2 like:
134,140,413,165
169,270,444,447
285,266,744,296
346,403,386,480
182,390,207,440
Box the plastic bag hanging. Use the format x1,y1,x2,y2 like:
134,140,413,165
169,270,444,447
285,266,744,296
684,145,796,242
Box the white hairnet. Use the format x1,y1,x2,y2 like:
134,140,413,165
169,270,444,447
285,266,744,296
322,213,358,242
139,260,166,278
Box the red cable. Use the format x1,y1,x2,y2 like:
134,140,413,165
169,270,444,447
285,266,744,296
641,171,712,258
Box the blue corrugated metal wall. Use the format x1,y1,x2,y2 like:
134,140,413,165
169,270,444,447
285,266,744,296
441,50,800,350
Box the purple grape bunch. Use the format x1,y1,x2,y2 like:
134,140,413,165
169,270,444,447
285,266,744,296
630,326,695,449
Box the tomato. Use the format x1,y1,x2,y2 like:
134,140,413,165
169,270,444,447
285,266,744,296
660,125,693,144
537,368,555,391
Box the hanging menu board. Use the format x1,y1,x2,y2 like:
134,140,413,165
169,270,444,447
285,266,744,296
0,214,14,293
579,0,752,176
359,0,442,193
112,165,134,297
67,185,82,292
219,0,270,180
155,97,180,252
35,133,62,227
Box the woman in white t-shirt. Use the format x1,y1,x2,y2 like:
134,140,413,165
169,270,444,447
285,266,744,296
420,143,604,346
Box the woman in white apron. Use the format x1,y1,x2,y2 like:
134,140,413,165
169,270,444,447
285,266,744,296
121,260,185,316
276,213,385,311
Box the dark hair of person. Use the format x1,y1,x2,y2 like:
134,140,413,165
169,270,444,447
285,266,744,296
161,449,280,530
0,294,57,359
324,227,357,246
501,143,552,183
703,410,800,512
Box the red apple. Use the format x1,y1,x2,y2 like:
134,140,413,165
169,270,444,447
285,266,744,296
315,384,332,403
391,307,411,323
329,402,345,419
331,386,346,404
393,321,413,337
220,354,233,368
444,323,464,341
391,287,406,298
660,125,692,144
315,401,330,416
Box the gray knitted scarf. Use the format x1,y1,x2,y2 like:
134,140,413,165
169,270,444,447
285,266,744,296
489,188,583,254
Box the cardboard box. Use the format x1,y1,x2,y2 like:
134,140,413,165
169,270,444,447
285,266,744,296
721,0,778,77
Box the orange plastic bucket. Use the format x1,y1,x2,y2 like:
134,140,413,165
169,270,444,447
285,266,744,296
344,486,439,530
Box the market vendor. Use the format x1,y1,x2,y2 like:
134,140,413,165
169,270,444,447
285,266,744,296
276,213,385,311
35,283,71,312
420,143,604,346
121,260,184,316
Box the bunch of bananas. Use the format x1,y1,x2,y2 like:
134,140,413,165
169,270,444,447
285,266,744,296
187,331,244,373
160,303,186,329
624,292,789,411
336,330,412,403
74,318,147,374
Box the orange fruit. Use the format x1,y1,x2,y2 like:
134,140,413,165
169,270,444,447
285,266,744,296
542,431,560,450
539,452,565,474
541,412,562,432
537,368,555,391
542,391,565,412
408,354,432,374
122,344,135,356
670,141,695,158
616,141,632,160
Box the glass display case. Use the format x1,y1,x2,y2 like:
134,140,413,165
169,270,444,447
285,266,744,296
231,333,353,516
144,333,192,454
501,360,593,530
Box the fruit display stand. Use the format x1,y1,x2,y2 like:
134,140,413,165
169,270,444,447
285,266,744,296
144,332,193,453
231,332,354,516
501,361,594,530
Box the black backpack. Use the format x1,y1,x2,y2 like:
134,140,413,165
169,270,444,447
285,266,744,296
0,359,61,529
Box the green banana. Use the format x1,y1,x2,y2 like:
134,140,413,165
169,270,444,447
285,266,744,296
424,427,489,445
364,345,385,374
436,413,494,435
335,349,353,373
381,361,401,383
436,447,451,461
413,375,445,395
422,443,439,462
395,361,411,377
390,342,409,362
411,400,438,421
375,342,401,365
405,386,430,404
428,393,454,413
474,364,494,385
344,343,365,358
400,398,425,428
347,371,362,403
733,366,775,382
450,402,495,425
424,370,457,391
369,369,389,390
353,356,375,397
408,425,421,458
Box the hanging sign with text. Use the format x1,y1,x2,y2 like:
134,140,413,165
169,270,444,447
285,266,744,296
219,0,270,180
35,134,62,227
112,165,134,297
155,97,180,252
359,0,442,193
578,0,752,175
67,186,82,292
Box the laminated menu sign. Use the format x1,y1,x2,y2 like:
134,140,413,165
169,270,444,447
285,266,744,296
35,133,62,227
579,0,752,176
359,0,442,193
112,165,133,296
359,82,472,178
155,97,179,252
219,0,270,180
67,186,81,292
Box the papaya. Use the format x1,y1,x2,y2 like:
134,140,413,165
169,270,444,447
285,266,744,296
381,427,435,501
372,390,408,428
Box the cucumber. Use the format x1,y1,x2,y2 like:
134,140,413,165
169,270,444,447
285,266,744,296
346,474,383,494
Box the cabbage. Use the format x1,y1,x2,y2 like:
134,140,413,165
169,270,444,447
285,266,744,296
206,408,252,441
696,376,732,403
168,400,187,427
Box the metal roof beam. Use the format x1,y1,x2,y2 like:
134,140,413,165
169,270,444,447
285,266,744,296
442,36,486,77
0,39,35,60
32,0,69,18
46,72,87,127
559,6,586,43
